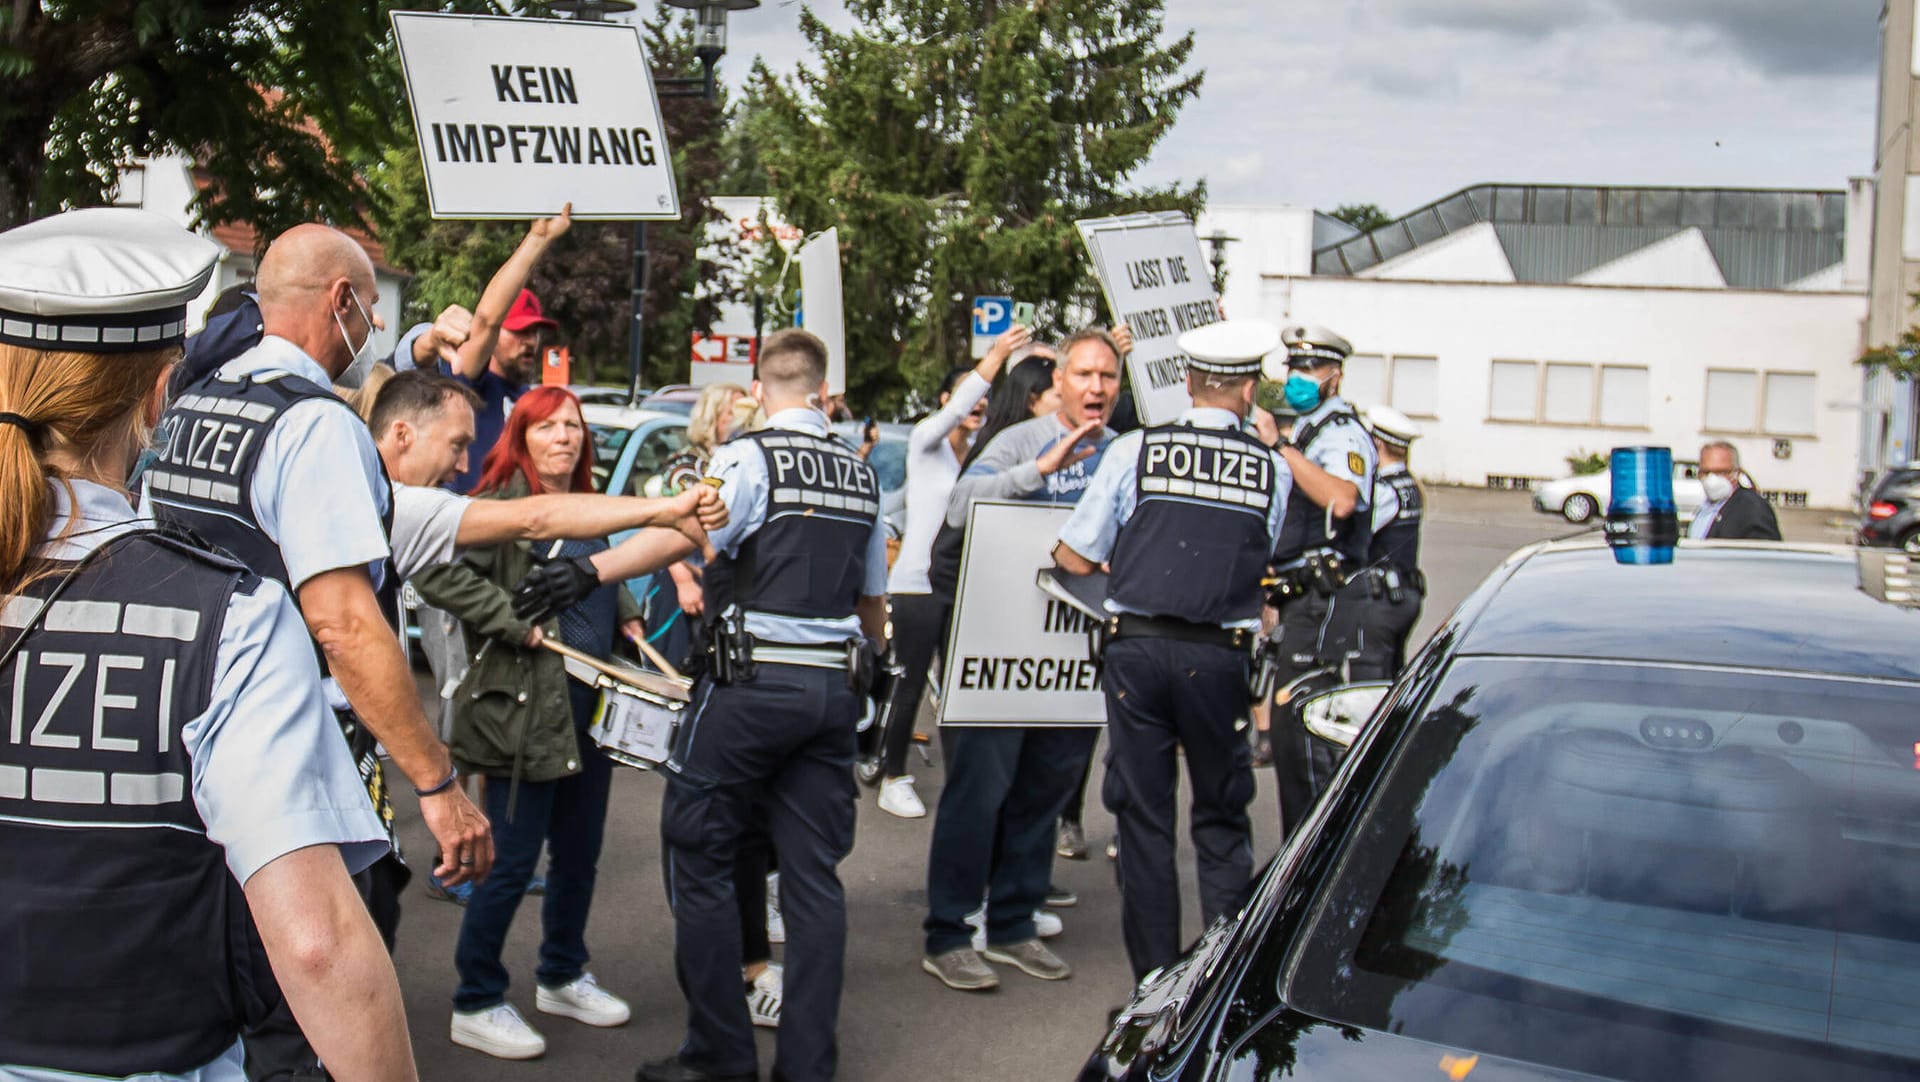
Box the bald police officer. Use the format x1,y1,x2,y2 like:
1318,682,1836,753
1054,320,1291,980
1361,406,1425,678
1264,324,1377,837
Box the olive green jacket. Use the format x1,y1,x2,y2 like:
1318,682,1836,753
411,474,642,783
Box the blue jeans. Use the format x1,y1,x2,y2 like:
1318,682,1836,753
453,682,614,1012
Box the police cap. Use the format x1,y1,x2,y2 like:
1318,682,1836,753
1178,319,1277,377
1280,324,1353,369
1365,405,1423,449
0,208,219,353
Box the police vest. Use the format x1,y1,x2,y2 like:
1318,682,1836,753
715,429,880,622
1369,468,1423,581
149,369,401,642
1271,407,1375,566
0,532,278,1076
1109,424,1279,625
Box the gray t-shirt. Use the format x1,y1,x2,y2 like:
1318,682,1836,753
390,481,471,580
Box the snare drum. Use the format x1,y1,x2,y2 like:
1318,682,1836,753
558,650,693,771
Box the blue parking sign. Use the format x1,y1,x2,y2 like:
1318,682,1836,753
973,296,1013,338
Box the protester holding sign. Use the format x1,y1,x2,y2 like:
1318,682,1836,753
1053,319,1293,981
876,323,1032,819
920,327,1122,994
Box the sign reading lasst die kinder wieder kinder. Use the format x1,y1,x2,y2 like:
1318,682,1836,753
940,501,1106,727
391,12,679,220
1077,211,1222,426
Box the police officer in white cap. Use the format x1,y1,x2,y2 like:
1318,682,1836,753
143,222,491,1076
0,209,417,1079
1054,319,1291,981
1360,406,1426,678
1262,323,1377,838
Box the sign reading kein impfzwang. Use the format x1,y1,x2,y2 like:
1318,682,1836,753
391,12,679,220
1077,212,1221,426
939,501,1106,727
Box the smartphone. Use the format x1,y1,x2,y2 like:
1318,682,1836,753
1012,301,1036,326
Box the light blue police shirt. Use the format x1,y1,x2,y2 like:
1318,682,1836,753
703,408,891,646
0,481,389,1082
1058,407,1292,630
1276,394,1376,570
1371,463,1409,532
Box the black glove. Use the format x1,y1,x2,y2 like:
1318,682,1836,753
510,555,600,623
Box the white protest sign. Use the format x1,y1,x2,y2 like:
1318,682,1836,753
939,501,1106,727
391,12,679,220
1077,212,1221,426
798,229,846,394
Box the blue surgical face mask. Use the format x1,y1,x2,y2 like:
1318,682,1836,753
1283,373,1323,413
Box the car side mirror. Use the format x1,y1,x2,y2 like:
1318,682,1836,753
1300,682,1392,748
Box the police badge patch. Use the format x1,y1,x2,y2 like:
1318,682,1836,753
1348,452,1366,476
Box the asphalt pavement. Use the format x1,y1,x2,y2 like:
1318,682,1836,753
385,487,1853,1081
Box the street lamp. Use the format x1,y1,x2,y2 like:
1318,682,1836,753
1203,228,1239,296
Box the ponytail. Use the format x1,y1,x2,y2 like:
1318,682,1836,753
0,344,176,596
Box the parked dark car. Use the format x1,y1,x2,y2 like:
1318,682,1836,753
1085,537,1920,1082
1858,464,1920,554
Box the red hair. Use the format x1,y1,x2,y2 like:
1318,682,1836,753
472,386,596,496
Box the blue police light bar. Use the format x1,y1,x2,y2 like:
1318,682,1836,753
1604,446,1678,566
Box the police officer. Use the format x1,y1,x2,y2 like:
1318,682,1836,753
1360,406,1426,678
1054,320,1291,980
1263,324,1378,838
0,209,416,1079
143,224,491,1077
528,329,885,1082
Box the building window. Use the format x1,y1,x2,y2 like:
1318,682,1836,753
1703,369,1759,432
1598,365,1650,428
1762,372,1817,436
1541,363,1594,426
1488,360,1537,422
1391,356,1439,418
1344,354,1388,409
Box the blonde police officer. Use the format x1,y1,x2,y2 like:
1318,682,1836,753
1263,324,1377,838
0,210,415,1079
1054,320,1292,980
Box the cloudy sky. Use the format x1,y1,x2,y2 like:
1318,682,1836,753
715,0,1882,215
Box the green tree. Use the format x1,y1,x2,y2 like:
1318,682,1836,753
1330,202,1393,234
370,2,740,387
0,1,506,231
1861,292,1920,381
746,0,1203,412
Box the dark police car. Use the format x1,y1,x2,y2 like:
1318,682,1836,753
1085,537,1920,1082
1859,464,1920,554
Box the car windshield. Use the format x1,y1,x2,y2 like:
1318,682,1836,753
1289,655,1920,1082
868,438,907,492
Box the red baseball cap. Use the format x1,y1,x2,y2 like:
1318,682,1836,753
503,289,558,333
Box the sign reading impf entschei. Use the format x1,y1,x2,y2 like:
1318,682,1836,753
391,12,679,220
1077,212,1222,426
939,501,1106,727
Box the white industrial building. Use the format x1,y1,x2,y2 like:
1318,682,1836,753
1206,183,1871,509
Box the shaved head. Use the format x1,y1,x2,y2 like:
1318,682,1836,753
254,224,384,379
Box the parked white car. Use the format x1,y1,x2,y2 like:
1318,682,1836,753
1532,459,1704,524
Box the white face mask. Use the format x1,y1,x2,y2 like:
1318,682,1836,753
1701,473,1735,503
331,286,378,385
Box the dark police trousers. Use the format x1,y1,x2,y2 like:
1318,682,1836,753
1356,576,1423,680
1101,637,1256,980
1269,576,1387,837
662,663,860,1082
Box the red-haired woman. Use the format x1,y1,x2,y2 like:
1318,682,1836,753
414,386,642,1060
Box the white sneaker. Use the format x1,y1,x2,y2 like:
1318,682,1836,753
766,871,785,945
451,1002,547,1060
1035,909,1063,938
535,972,630,1027
877,775,927,819
747,963,783,1029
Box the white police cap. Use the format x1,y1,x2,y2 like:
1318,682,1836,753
1280,324,1353,369
1178,319,1277,376
1366,405,1423,448
0,208,220,353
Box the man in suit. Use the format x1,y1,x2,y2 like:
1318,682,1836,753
1690,441,1781,541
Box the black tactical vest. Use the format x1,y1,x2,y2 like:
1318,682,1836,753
1109,424,1279,625
1271,406,1375,567
1369,467,1423,580
713,429,880,622
0,533,277,1076
149,368,401,641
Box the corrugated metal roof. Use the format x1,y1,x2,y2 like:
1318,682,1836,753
1313,183,1847,290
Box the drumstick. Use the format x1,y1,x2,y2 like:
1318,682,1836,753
628,633,686,683
539,636,689,693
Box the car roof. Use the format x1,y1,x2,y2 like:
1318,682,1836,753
580,401,684,429
1457,537,1920,682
